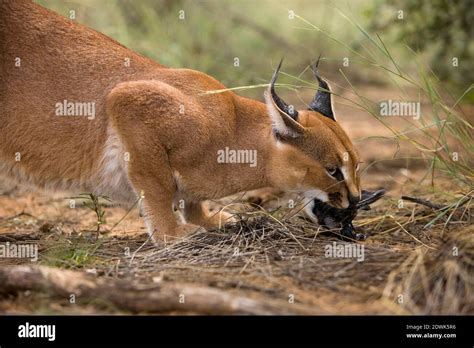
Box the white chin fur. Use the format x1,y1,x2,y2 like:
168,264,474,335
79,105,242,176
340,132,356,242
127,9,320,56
303,189,329,202
301,190,328,224
302,199,318,223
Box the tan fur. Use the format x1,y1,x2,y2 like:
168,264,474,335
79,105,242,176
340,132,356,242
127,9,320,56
0,0,360,243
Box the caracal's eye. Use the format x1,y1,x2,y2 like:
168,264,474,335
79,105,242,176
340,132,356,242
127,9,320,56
326,167,338,178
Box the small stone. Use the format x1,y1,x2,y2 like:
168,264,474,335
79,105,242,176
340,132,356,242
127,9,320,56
39,222,54,233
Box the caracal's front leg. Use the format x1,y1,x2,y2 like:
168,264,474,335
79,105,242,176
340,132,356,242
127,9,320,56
126,146,202,244
107,80,204,244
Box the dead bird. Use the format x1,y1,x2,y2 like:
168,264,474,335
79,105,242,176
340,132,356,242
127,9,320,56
307,189,385,241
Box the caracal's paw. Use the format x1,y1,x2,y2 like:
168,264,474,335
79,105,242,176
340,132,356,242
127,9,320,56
204,210,237,229
149,223,205,246
245,188,282,206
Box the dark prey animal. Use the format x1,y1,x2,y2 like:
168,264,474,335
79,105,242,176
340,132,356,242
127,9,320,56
310,189,385,240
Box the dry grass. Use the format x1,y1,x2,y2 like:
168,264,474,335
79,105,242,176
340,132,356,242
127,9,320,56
0,191,471,315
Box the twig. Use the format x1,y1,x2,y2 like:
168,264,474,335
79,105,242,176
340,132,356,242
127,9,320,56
401,196,446,210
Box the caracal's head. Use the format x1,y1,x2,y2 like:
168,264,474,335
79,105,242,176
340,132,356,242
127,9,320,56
265,59,361,209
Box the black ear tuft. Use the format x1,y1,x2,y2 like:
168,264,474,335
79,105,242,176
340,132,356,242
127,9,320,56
308,56,335,121
265,58,305,139
268,58,299,120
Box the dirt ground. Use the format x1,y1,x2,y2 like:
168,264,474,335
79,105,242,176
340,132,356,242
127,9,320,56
0,84,472,315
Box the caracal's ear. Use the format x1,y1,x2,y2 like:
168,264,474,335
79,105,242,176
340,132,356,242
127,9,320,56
264,59,305,139
308,56,336,121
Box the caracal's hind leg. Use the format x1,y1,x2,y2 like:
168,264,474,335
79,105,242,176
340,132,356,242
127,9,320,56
183,201,235,229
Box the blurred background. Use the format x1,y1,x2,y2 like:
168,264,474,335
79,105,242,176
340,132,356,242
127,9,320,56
34,0,473,193
35,0,473,95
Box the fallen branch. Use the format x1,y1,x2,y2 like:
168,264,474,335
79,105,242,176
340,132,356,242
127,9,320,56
0,231,41,242
0,265,314,315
